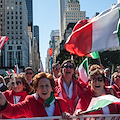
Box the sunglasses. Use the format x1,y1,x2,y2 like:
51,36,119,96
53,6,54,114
11,81,22,86
63,65,74,69
92,77,103,83
114,75,120,78
26,72,33,75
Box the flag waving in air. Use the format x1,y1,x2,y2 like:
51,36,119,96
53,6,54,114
87,51,99,59
0,36,8,50
78,58,89,85
65,4,120,57
5,71,11,76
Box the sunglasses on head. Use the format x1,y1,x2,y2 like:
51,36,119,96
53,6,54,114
63,65,74,69
11,81,22,86
26,72,33,75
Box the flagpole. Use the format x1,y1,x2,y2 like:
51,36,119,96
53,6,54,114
98,52,104,70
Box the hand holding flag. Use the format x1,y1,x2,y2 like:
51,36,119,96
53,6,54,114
80,95,120,114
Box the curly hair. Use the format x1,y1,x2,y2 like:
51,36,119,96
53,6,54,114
89,69,105,83
33,72,55,92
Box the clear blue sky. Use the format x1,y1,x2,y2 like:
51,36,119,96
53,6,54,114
33,0,117,70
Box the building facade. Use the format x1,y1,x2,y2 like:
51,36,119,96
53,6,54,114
46,30,59,73
63,0,86,35
34,25,39,53
25,0,33,32
0,0,30,75
59,0,67,42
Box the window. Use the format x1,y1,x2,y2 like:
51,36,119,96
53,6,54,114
8,46,13,50
11,1,13,5
17,46,21,50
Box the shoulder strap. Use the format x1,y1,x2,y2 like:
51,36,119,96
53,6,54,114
56,99,62,114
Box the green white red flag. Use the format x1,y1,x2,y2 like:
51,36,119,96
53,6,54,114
87,51,99,59
82,94,120,114
5,71,11,76
65,4,120,57
78,58,89,84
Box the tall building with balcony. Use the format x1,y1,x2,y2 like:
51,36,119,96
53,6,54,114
0,0,30,74
63,0,86,34
59,0,67,42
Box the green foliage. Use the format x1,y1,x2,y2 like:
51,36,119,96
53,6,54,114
56,49,82,66
100,50,120,70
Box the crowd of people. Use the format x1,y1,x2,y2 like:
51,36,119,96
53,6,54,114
0,60,120,119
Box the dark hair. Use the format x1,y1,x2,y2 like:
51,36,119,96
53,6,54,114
89,69,105,83
61,59,75,69
9,74,33,94
52,61,60,70
33,72,55,92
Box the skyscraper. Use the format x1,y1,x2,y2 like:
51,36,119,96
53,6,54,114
25,0,33,32
34,25,39,53
0,0,29,74
59,0,67,42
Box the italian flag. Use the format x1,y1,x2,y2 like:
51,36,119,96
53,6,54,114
78,58,89,84
65,5,120,57
5,71,11,76
81,94,120,114
87,51,99,59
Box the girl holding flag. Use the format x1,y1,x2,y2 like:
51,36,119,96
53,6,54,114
74,69,120,115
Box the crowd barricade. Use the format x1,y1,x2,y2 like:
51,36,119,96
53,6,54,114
3,114,120,120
